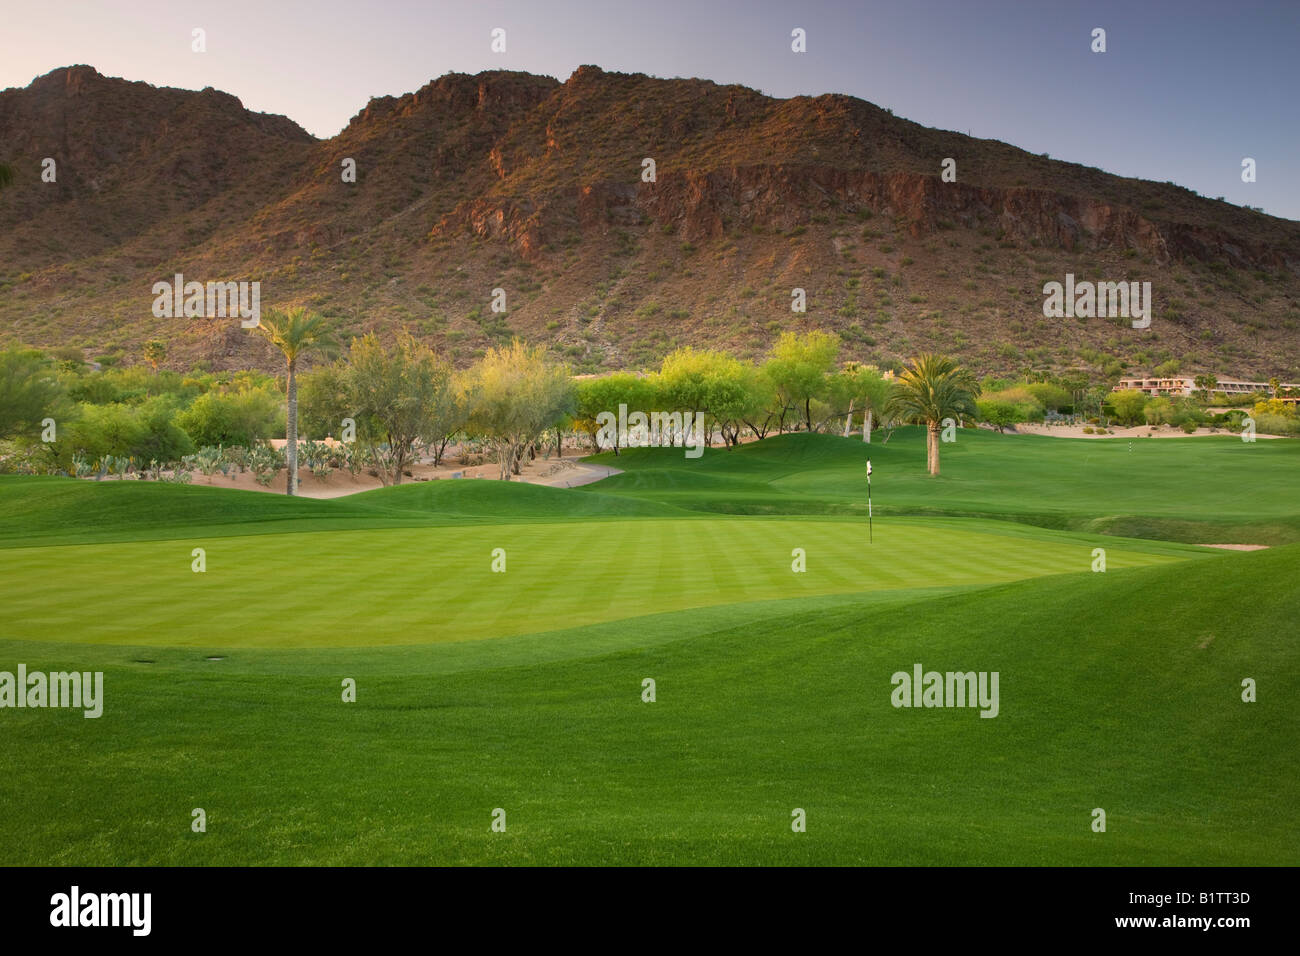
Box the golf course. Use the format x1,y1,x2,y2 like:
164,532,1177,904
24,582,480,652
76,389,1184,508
1,427,1296,865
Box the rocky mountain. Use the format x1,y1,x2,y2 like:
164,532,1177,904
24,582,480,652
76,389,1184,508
1,64,1297,380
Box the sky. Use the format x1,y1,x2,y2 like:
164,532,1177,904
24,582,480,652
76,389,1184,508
2,0,1297,219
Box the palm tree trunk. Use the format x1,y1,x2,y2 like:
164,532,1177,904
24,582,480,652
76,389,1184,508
843,400,854,437
285,358,298,495
927,421,941,476
863,408,873,443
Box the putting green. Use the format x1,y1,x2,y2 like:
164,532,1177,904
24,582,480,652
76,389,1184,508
0,517,1196,648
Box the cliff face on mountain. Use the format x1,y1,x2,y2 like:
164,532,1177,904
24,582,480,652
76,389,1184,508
1,64,1297,379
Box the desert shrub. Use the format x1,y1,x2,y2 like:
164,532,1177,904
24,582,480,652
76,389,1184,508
247,443,285,486
1,348,73,441
299,440,335,480
979,387,1044,426
1108,390,1148,426
339,442,369,477
186,445,225,477
176,386,284,448
131,397,195,464
222,445,248,474
978,399,1032,432
1144,396,1174,425
65,366,196,406
1254,413,1300,437
1023,382,1070,411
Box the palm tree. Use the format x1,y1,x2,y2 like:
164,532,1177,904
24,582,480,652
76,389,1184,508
255,307,335,495
885,354,980,476
1198,373,1219,402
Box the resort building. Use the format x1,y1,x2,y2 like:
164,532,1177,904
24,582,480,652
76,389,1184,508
1113,375,1299,401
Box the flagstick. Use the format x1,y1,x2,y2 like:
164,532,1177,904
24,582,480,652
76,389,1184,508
867,458,873,544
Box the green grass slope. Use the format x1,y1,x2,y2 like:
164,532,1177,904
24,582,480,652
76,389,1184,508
584,429,1300,543
1,543,1294,865
0,473,683,548
1,430,1294,865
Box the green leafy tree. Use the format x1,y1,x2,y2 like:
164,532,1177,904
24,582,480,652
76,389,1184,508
255,307,335,495
60,398,193,467
175,385,284,447
659,348,724,422
467,340,575,479
978,399,1027,433
848,365,893,443
346,332,459,485
885,354,981,476
738,363,780,440
296,362,352,441
1143,396,1175,425
697,354,753,448
574,372,654,454
1023,381,1070,412
0,349,72,440
763,330,839,432
1110,389,1149,426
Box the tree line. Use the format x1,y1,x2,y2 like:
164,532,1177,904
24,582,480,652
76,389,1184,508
35,305,1278,487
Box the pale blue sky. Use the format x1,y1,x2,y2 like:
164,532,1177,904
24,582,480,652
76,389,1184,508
3,0,1296,219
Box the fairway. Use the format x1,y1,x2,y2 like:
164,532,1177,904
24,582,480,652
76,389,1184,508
1,429,1296,866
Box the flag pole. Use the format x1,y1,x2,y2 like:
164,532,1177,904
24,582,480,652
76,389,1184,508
866,458,873,544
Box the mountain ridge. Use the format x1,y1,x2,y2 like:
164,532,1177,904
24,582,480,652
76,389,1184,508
1,64,1296,380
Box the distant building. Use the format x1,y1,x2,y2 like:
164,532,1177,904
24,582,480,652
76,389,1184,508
1113,375,1299,402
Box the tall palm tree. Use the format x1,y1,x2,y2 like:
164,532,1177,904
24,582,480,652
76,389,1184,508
885,354,980,476
255,307,335,495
